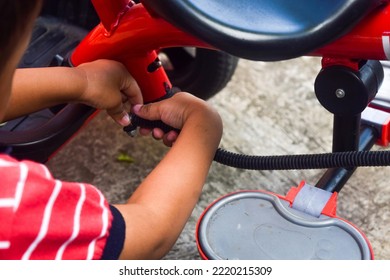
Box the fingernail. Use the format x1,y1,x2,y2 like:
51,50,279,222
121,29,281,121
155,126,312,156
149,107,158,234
132,104,142,114
119,113,130,126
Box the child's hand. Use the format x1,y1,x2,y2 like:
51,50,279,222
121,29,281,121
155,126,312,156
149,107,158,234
132,92,221,147
116,92,222,259
76,60,142,126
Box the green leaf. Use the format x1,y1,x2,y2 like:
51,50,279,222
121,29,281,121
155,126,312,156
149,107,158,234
116,152,135,163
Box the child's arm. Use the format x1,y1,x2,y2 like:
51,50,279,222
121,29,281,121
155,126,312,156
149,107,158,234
5,59,141,126
114,92,223,259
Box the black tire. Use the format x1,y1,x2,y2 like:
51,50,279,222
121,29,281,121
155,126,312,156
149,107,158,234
42,1,239,100
160,48,238,100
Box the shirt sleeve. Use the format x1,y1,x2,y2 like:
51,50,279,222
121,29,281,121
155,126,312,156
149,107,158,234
0,154,125,260
100,205,126,260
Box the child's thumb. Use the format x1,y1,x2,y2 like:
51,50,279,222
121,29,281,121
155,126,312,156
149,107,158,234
132,104,160,120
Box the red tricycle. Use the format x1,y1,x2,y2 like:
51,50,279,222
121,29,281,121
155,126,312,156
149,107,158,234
1,0,390,259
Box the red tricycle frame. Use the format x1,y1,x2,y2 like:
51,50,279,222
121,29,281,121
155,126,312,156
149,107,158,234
71,0,390,104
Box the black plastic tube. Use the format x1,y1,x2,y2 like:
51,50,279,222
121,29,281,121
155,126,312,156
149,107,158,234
316,126,377,192
213,147,390,170
125,117,390,170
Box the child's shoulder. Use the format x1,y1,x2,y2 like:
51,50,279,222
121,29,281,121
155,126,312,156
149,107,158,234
0,153,51,178
0,153,18,163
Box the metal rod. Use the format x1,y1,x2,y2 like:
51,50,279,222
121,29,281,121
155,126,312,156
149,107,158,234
316,126,378,193
332,114,361,153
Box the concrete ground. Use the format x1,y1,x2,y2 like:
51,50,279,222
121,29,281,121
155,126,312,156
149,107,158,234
46,56,390,260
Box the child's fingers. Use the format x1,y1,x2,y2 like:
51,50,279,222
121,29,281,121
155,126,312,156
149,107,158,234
121,77,142,105
152,128,164,140
107,107,131,126
139,127,152,136
163,131,179,147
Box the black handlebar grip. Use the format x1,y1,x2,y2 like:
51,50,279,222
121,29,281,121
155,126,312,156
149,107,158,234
123,88,181,136
123,114,180,136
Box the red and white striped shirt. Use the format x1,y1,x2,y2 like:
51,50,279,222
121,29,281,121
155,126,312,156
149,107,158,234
0,154,123,260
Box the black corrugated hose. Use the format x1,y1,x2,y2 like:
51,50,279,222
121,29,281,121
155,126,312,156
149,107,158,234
125,115,390,170
213,148,390,170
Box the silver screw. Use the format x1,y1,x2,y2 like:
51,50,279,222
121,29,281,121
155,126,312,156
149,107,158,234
335,89,346,98
128,129,137,137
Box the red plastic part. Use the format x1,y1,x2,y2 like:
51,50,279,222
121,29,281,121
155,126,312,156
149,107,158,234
321,57,360,71
313,2,390,60
373,116,390,146
365,105,390,146
285,181,338,217
71,3,209,102
91,0,132,32
74,1,390,102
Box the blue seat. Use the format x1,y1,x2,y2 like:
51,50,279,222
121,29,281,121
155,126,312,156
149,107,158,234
142,0,384,61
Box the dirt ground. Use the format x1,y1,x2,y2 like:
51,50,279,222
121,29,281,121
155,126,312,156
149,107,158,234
46,56,390,260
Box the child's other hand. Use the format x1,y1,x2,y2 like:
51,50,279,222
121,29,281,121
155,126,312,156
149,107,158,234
76,59,142,126
132,92,222,147
116,92,222,259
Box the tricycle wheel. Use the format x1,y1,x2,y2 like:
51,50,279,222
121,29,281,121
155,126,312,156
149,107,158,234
159,48,238,100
